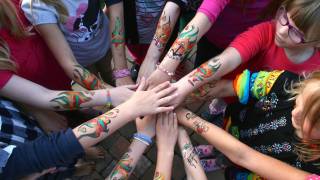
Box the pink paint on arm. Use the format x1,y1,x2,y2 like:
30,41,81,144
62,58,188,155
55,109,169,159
197,0,231,23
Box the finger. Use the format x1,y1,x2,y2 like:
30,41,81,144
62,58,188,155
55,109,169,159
136,77,146,91
156,86,177,99
164,112,169,126
156,107,175,114
173,113,178,129
168,111,173,127
157,93,179,106
152,81,170,93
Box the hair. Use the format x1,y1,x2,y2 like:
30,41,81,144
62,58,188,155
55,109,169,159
0,0,27,38
290,71,320,163
283,0,320,42
0,38,17,73
31,0,68,23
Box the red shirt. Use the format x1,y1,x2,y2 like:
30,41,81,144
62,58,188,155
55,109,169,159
230,21,320,74
0,0,70,90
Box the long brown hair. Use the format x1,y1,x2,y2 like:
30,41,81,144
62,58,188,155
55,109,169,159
0,0,27,38
0,38,17,72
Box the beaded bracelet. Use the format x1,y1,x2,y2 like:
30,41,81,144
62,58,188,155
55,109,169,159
105,90,112,109
133,133,152,146
156,63,175,78
113,68,131,79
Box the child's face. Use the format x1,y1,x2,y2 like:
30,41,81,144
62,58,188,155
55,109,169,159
275,7,319,48
291,83,320,140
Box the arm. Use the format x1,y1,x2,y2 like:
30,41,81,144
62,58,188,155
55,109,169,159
191,79,235,100
107,2,134,86
138,2,181,79
107,116,156,180
35,24,108,90
178,127,207,180
0,75,135,110
175,108,311,180
154,112,178,180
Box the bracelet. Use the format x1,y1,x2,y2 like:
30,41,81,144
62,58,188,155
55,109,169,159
113,68,131,79
133,133,152,146
105,90,112,109
233,69,250,104
156,63,175,78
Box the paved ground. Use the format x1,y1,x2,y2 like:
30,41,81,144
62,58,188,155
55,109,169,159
72,121,225,180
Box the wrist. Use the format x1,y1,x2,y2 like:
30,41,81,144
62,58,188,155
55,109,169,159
157,148,174,157
133,133,153,146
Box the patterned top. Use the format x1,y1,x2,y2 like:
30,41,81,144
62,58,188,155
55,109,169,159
0,98,43,173
226,71,320,177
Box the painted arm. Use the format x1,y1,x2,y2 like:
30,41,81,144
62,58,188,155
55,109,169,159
0,75,135,110
107,2,134,86
191,79,235,100
175,108,311,180
73,79,176,148
35,24,109,90
138,2,181,80
154,112,178,180
178,127,207,180
107,116,156,180
147,12,213,88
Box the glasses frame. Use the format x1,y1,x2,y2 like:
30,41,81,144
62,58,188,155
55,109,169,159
276,6,319,44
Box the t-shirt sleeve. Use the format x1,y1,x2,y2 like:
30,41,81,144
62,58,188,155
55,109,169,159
197,0,230,23
21,0,58,25
105,0,122,6
0,71,13,89
229,22,274,63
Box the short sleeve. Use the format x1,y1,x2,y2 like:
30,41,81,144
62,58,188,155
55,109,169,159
229,21,274,63
105,0,122,6
197,0,230,23
21,0,58,25
0,71,13,89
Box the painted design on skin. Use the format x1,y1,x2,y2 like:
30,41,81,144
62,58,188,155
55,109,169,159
167,25,199,61
153,11,171,51
193,120,209,134
188,58,221,87
110,149,133,180
73,65,105,90
77,109,119,140
182,143,199,168
186,112,197,121
192,81,217,97
50,91,94,110
111,17,125,48
153,171,165,180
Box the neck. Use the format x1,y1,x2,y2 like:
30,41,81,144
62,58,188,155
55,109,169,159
284,46,315,64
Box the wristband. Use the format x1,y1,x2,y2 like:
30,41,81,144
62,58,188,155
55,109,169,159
156,63,175,78
113,68,131,79
133,133,152,146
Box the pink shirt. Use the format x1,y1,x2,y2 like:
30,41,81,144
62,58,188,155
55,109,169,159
198,0,271,48
230,21,320,74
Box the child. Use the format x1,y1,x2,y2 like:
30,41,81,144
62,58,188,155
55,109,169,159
175,69,320,179
0,78,177,179
20,0,126,88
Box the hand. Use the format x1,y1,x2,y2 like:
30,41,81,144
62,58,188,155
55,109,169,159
137,59,157,82
147,69,171,89
135,116,156,138
33,109,68,133
110,84,137,106
156,111,178,152
124,77,177,117
115,76,135,86
165,82,188,108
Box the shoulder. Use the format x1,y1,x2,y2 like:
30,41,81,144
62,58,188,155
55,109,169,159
21,0,58,25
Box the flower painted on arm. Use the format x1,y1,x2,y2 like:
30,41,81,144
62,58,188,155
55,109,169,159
50,91,94,110
111,17,125,48
73,65,105,90
153,11,172,51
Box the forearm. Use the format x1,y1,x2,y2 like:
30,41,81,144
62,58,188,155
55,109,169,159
108,2,127,70
175,47,242,98
144,2,180,63
73,102,134,148
191,80,236,99
107,139,148,180
175,108,310,180
154,150,174,180
159,12,213,72
178,128,207,180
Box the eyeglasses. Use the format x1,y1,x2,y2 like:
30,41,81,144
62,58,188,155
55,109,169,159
276,6,319,44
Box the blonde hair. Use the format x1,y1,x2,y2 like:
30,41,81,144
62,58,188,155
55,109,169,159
0,0,27,38
283,0,320,42
291,71,320,163
31,0,68,23
0,38,17,72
